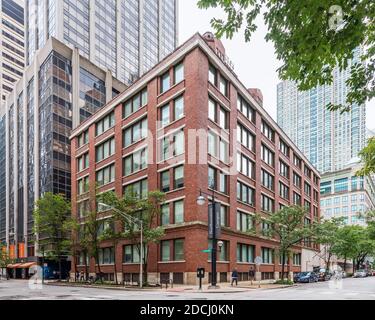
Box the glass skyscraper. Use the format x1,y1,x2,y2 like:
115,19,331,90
277,48,366,174
25,0,179,85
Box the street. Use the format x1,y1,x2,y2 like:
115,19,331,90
0,277,375,300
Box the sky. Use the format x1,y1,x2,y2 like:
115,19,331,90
178,1,375,130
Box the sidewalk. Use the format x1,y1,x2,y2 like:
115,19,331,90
46,280,296,293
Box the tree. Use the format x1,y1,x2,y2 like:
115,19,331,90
33,192,71,281
265,206,315,280
314,217,344,271
0,244,14,279
357,137,375,177
351,226,375,270
99,190,165,285
198,0,374,112
62,217,80,281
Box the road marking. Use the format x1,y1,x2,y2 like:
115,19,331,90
320,291,335,295
344,292,359,296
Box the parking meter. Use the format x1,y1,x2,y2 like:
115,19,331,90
197,267,205,290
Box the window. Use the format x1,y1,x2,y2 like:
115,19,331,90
304,166,312,178
77,153,89,172
160,104,170,127
293,192,301,205
77,199,90,218
261,247,274,264
237,244,255,263
98,247,114,265
334,178,348,193
237,211,254,232
78,176,89,195
96,112,115,136
293,253,301,266
237,123,255,151
237,94,255,123
279,139,290,157
279,182,289,200
161,71,170,93
219,76,228,97
96,164,115,186
174,239,184,261
293,154,302,169
208,64,217,85
174,96,184,121
351,194,357,202
160,170,170,192
77,130,89,147
293,172,302,188
123,148,147,176
208,97,228,129
334,197,340,204
261,121,274,142
279,161,289,178
261,194,274,213
220,206,228,227
304,200,311,212
173,166,184,189
160,96,184,128
320,181,332,195
174,62,184,84
261,145,274,167
314,190,319,202
96,137,115,162
262,221,271,235
123,244,144,263
237,153,255,179
304,182,311,197
161,204,170,225
123,88,148,118
209,240,228,261
208,166,228,194
174,200,184,224
123,179,148,199
123,117,148,148
208,130,229,162
237,181,255,206
261,170,274,191
219,139,229,163
160,130,184,160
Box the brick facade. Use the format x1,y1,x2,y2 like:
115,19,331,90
70,33,320,285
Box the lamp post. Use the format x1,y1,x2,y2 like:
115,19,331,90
196,188,220,288
41,245,45,284
98,203,143,289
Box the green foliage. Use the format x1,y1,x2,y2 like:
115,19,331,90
275,279,294,285
357,137,375,177
0,244,14,269
198,0,374,112
33,192,71,261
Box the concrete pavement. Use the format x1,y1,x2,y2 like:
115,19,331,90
0,276,375,300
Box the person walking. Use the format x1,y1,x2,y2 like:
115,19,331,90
249,266,255,285
231,268,238,286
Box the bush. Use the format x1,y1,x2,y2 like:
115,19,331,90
275,279,294,285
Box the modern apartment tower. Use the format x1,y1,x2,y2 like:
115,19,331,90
276,47,366,174
1,0,178,268
25,0,179,85
70,33,321,285
0,0,25,107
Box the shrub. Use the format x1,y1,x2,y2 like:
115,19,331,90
275,279,294,285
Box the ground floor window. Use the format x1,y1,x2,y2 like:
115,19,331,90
261,272,274,280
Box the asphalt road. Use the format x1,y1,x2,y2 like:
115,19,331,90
0,276,375,300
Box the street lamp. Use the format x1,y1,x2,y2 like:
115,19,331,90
196,189,220,288
98,203,144,289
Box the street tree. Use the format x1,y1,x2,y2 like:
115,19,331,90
0,244,13,279
33,192,71,281
265,206,316,281
198,0,374,112
357,137,375,177
314,217,344,271
98,189,165,285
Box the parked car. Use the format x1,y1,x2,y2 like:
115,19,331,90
296,272,319,283
293,272,301,283
366,269,373,277
353,269,367,278
316,268,332,281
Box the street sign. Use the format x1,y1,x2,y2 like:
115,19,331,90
202,249,212,253
254,256,262,266
208,203,221,239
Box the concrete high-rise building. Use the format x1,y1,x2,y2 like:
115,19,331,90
0,0,25,107
25,0,179,85
1,1,178,268
320,158,375,226
277,48,366,174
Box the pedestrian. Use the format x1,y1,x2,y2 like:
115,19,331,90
75,271,79,282
249,266,255,285
80,271,84,282
231,268,238,286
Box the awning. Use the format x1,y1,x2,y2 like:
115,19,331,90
19,262,37,268
6,263,23,268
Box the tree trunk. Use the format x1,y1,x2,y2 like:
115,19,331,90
84,251,88,281
343,256,347,273
95,252,102,282
281,253,285,281
58,256,62,281
353,259,355,273
113,240,118,285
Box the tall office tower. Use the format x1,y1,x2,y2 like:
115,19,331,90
277,48,366,174
25,0,179,85
0,0,25,107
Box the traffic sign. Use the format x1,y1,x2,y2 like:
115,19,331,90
202,249,212,253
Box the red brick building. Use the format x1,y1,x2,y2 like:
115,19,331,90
70,32,320,285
